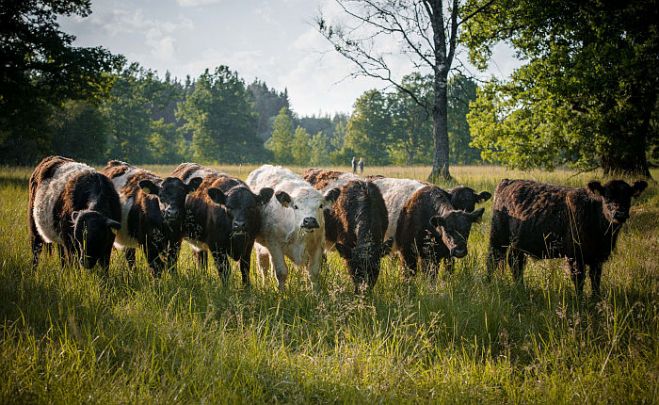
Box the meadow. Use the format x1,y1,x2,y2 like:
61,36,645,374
1,164,657,404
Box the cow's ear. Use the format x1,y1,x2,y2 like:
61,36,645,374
381,238,393,256
335,242,350,259
477,191,492,202
587,181,604,196
632,180,648,197
275,191,292,208
187,177,203,193
71,210,81,223
430,215,444,228
139,180,160,195
106,218,121,233
258,188,274,205
470,208,485,223
207,188,226,205
323,187,340,204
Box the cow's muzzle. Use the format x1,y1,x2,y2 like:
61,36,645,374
301,217,320,229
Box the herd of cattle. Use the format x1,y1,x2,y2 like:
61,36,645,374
28,156,648,297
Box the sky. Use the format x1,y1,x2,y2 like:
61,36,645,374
60,0,522,116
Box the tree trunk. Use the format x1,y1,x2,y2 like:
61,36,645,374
429,74,451,182
600,128,651,178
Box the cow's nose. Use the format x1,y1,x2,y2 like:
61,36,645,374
451,247,467,258
301,217,320,229
613,212,628,221
232,221,246,232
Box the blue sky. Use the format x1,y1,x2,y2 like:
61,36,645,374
60,0,521,116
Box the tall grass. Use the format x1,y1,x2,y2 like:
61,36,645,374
1,165,657,403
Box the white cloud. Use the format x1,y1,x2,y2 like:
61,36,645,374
176,0,222,7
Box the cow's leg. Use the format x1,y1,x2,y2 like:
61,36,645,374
589,262,603,299
308,248,324,287
568,258,586,297
486,210,509,281
400,248,418,280
164,242,180,275
508,249,526,285
255,244,270,283
269,249,289,291
57,243,70,268
238,255,251,288
193,250,209,272
30,236,44,269
99,246,113,277
213,251,231,286
124,248,137,269
144,244,164,277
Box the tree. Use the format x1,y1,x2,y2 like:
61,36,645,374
267,107,294,164
178,66,262,164
51,100,109,164
343,90,392,166
292,126,312,166
318,0,492,180
309,131,331,166
463,0,658,176
388,73,434,165
248,80,290,141
0,0,121,164
447,73,480,164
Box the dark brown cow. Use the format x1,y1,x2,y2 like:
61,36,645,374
307,176,392,292
172,163,274,287
102,160,201,276
446,186,492,212
395,185,484,278
487,179,647,297
29,156,121,271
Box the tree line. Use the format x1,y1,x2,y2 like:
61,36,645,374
2,0,656,176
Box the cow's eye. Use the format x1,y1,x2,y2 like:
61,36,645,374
293,204,299,210
320,204,324,209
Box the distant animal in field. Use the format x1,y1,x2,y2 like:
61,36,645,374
247,165,339,290
395,185,484,277
172,163,274,287
487,179,648,297
29,156,121,272
304,169,391,292
102,160,201,276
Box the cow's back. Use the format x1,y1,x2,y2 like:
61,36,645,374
372,177,426,240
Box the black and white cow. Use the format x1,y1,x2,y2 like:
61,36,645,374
29,156,122,271
102,160,201,276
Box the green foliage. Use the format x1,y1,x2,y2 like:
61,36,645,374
178,66,262,164
266,107,295,164
291,126,311,166
248,80,290,141
51,100,109,164
0,0,121,164
344,90,392,166
462,0,659,175
309,131,330,166
448,74,481,164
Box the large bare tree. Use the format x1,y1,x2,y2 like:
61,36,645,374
317,0,492,181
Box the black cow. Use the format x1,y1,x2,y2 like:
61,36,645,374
487,179,647,297
102,160,201,276
172,163,274,287
29,156,121,272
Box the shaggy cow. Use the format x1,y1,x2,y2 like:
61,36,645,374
172,163,274,287
304,170,391,292
29,156,121,271
395,185,484,277
487,179,648,297
102,160,201,276
247,165,340,290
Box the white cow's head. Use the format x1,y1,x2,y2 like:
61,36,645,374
274,187,340,232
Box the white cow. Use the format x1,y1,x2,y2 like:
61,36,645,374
370,177,426,245
246,165,340,290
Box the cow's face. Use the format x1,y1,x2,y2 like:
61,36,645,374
449,186,492,212
208,186,274,236
430,208,484,258
277,188,340,232
140,177,202,224
588,180,647,225
337,237,393,292
72,210,120,268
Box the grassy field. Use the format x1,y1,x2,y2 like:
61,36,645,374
1,164,657,403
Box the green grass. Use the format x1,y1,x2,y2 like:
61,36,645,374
1,165,657,403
